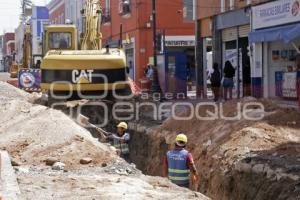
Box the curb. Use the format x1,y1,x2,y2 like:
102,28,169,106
0,151,21,200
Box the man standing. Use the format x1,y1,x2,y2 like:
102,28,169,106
108,122,130,162
164,134,199,188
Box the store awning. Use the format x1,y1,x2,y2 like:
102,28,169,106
249,24,300,43
284,24,300,43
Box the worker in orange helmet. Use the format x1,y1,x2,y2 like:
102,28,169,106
163,134,199,188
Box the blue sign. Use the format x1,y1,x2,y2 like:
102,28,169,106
19,69,41,92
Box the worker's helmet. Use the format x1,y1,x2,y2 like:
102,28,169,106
117,122,128,130
65,19,73,24
176,134,188,146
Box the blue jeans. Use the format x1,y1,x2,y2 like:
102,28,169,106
223,78,234,88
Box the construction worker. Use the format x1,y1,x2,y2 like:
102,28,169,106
108,122,130,162
164,134,199,188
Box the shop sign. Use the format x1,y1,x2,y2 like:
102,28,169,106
252,0,300,29
165,40,195,47
282,72,298,98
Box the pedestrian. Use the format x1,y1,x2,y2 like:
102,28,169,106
243,59,251,96
146,64,154,79
35,60,41,69
108,122,130,162
164,134,199,188
186,62,193,91
223,61,235,100
210,63,221,102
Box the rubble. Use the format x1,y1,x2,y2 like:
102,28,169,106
80,157,93,165
44,158,58,166
11,159,21,167
52,162,66,171
0,82,209,199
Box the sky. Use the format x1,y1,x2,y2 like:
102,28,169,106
0,0,50,34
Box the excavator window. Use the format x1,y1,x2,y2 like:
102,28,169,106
48,32,72,49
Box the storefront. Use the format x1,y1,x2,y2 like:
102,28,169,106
249,0,300,105
164,36,196,92
214,8,251,98
155,36,195,97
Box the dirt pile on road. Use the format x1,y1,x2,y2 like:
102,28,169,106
129,98,300,200
0,82,115,169
0,82,209,199
16,165,209,200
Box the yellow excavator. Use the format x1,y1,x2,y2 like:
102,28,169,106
41,0,128,98
10,24,42,91
9,23,33,79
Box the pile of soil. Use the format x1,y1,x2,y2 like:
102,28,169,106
0,82,115,169
129,98,300,200
0,82,210,199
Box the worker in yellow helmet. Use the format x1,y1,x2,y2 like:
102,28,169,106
163,134,199,188
108,122,130,162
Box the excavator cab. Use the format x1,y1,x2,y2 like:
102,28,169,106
41,0,129,99
43,25,77,54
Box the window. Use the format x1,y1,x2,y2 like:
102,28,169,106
102,0,111,23
230,0,234,10
183,0,194,21
48,32,72,49
106,0,111,11
102,11,111,24
221,0,225,12
119,0,131,15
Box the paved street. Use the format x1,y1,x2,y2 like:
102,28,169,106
0,72,10,82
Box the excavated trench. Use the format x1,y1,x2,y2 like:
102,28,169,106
127,126,300,200
47,100,300,200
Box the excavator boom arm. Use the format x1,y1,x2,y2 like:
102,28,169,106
81,0,102,50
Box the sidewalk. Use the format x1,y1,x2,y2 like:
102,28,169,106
0,151,21,200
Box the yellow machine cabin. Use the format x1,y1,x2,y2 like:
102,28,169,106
42,25,77,53
41,0,127,97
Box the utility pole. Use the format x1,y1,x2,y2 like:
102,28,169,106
151,0,161,93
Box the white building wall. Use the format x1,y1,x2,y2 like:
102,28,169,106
15,24,25,63
65,0,84,34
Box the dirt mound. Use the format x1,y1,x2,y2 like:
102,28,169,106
16,166,209,200
129,99,300,200
0,81,29,101
0,82,116,168
0,82,210,199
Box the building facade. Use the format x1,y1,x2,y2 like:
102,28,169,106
196,0,271,97
0,36,3,71
15,6,49,65
249,0,300,106
48,0,65,24
2,33,15,71
15,24,25,63
65,0,84,33
100,0,195,86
